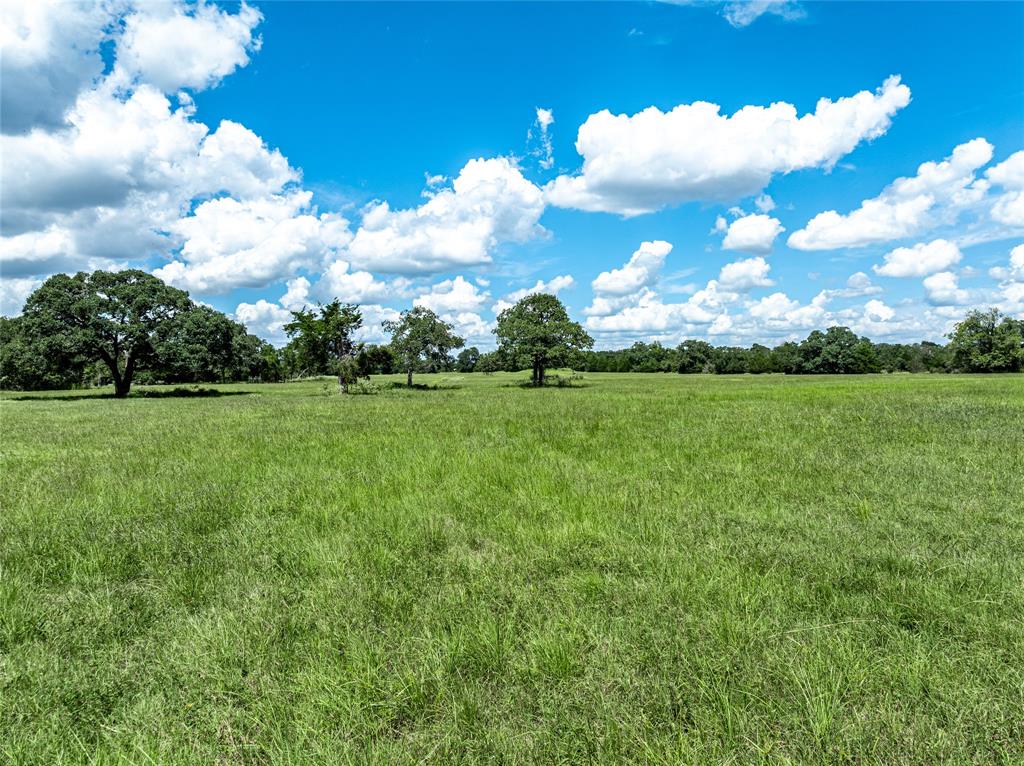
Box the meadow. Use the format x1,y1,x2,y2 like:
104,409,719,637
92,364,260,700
1,372,1022,764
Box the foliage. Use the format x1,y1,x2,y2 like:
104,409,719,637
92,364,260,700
3,275,1020,394
336,355,363,393
18,269,193,396
150,305,275,384
578,326,960,376
254,343,289,383
284,299,363,390
475,351,503,374
797,327,879,374
677,339,715,374
355,344,396,376
2,272,277,392
545,372,586,387
383,306,465,386
494,293,593,385
0,316,92,390
455,346,481,373
947,308,1024,372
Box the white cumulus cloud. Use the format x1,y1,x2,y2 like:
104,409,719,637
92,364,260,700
0,0,116,134
316,261,406,305
923,271,969,306
863,298,895,321
987,151,1024,227
234,299,293,344
113,1,263,94
788,139,993,250
717,256,774,290
0,276,43,316
545,76,910,216
414,275,489,314
989,243,1024,282
873,239,962,278
0,0,360,303
155,191,352,293
591,240,672,296
989,243,1024,313
585,292,714,334
814,271,884,301
721,213,784,253
346,157,546,274
583,241,721,337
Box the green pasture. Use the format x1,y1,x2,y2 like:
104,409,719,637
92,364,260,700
1,373,1022,764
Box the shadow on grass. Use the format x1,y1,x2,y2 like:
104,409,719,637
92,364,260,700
388,381,463,391
500,376,591,390
4,386,252,401
135,387,252,398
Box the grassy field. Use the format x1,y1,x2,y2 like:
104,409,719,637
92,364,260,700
1,372,1022,764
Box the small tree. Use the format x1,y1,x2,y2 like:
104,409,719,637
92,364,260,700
355,344,395,377
21,270,191,397
494,293,593,386
284,300,363,391
455,346,481,373
476,351,503,374
383,306,464,386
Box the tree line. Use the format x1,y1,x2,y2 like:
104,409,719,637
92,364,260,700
363,311,1024,377
1,269,1021,394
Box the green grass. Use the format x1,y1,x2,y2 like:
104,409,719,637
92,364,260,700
2,372,1023,764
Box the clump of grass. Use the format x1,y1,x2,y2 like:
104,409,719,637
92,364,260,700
546,372,587,387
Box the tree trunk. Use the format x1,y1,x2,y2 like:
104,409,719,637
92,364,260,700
532,361,539,386
407,367,413,387
117,354,136,398
538,363,545,386
102,352,133,398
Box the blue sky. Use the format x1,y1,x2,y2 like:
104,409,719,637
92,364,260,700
2,1,1022,348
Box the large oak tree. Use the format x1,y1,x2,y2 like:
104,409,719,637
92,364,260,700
21,270,192,397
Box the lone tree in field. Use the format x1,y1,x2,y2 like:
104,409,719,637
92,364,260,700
284,300,363,391
21,270,191,397
383,306,465,386
494,293,593,386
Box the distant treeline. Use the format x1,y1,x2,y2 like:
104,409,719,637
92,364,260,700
580,333,950,375
356,311,1024,376
1,268,1022,393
